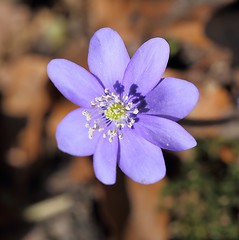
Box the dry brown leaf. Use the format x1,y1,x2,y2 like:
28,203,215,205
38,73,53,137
186,80,234,138
0,54,50,166
190,81,233,120
219,145,236,164
124,178,169,240
0,1,30,59
68,157,94,184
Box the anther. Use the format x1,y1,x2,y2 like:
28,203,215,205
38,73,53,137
104,88,110,94
119,133,123,140
133,108,139,114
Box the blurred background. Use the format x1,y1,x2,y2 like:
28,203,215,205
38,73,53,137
0,0,239,239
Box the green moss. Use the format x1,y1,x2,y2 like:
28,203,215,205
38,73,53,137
162,139,239,240
166,38,181,57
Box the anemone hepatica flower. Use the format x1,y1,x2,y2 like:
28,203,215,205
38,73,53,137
47,28,199,185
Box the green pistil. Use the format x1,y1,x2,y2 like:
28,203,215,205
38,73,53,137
105,103,126,120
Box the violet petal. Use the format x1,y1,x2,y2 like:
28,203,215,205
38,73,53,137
119,128,166,184
56,108,101,156
93,136,118,185
134,115,197,151
122,38,169,95
88,28,130,91
145,77,199,121
47,59,104,107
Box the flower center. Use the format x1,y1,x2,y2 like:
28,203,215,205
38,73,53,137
104,103,126,120
82,88,139,142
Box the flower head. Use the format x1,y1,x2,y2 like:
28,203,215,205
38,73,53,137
47,28,199,185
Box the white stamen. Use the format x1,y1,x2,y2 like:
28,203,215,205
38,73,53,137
133,108,139,114
104,88,110,94
119,133,123,140
82,89,139,142
123,94,128,101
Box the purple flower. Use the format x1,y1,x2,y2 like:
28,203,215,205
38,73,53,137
47,28,199,185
